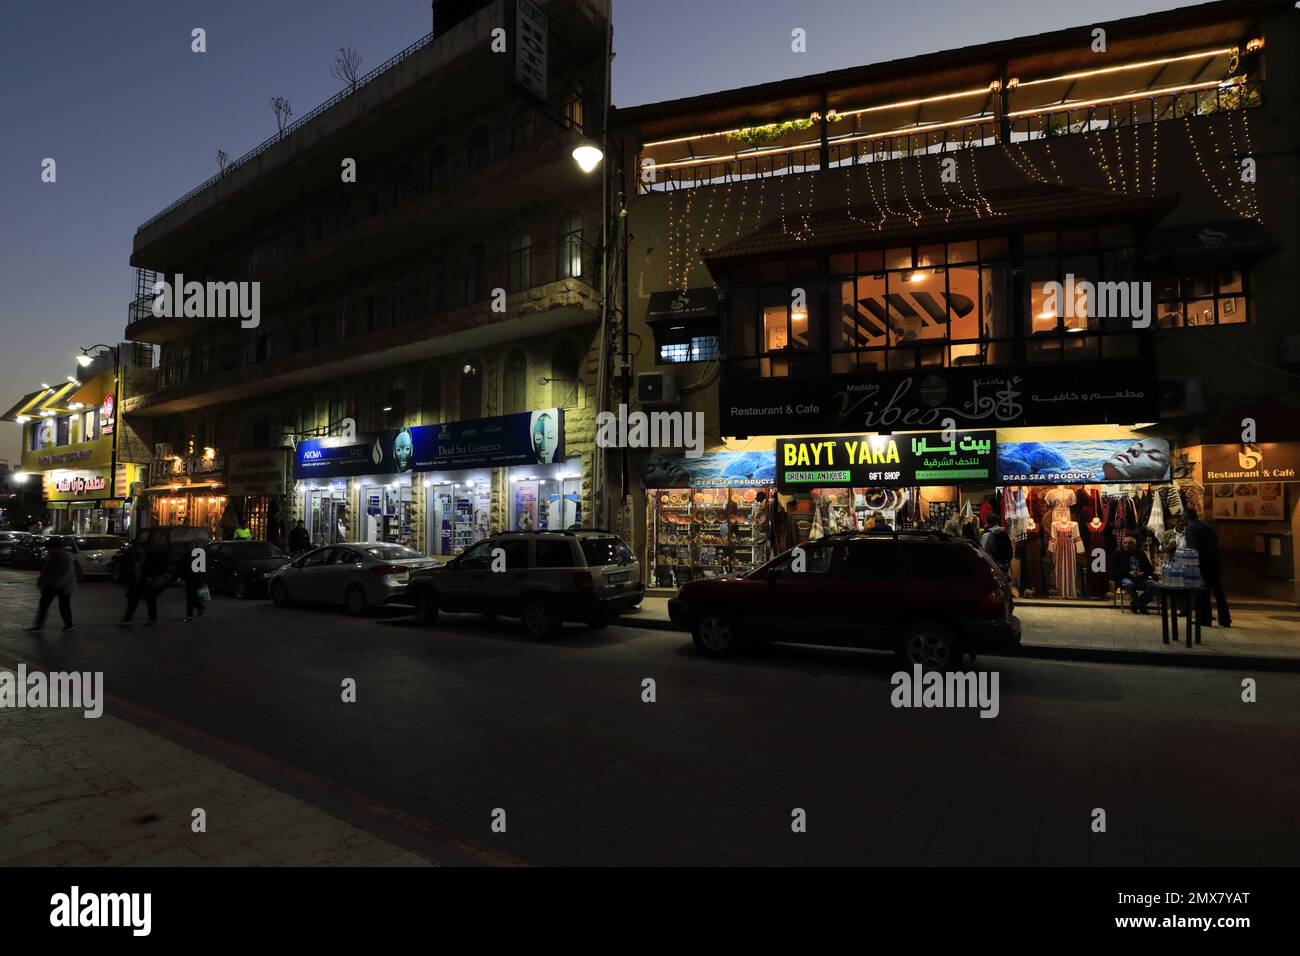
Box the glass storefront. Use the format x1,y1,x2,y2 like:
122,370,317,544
423,470,491,557
305,482,349,547
359,478,414,545
508,458,582,531
150,491,229,537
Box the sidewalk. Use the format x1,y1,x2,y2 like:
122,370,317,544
0,703,433,866
621,592,1300,666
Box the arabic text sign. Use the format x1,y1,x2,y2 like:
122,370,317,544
997,438,1171,484
776,431,997,490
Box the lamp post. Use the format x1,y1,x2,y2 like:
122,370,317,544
77,344,122,532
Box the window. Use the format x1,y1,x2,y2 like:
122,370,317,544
561,83,585,131
908,544,972,580
557,212,583,280
333,295,349,341
497,539,530,570
767,545,833,579
502,350,528,414
841,540,906,579
1155,270,1249,328
551,339,580,408
301,548,332,568
535,539,576,568
422,366,441,425
508,231,532,292
460,360,482,420
428,259,447,313
466,244,488,302
467,126,490,172
391,273,411,324
329,548,362,565
427,145,448,189
658,335,720,363
458,540,494,569
579,537,633,567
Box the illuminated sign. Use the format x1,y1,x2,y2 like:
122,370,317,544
777,431,997,490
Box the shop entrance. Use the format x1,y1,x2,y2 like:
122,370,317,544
424,472,490,557
360,482,413,546
305,485,348,547
508,459,582,531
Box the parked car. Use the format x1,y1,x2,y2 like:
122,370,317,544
65,535,128,579
11,534,51,570
667,530,1020,669
110,525,213,584
206,540,292,598
0,531,31,565
269,542,436,615
406,530,644,639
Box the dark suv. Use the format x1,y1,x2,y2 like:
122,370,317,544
667,530,1020,669
407,530,644,639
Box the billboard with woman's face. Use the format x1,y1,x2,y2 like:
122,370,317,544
998,438,1171,483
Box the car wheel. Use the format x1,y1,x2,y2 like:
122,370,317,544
416,588,438,627
692,610,742,657
233,578,249,600
271,581,290,607
344,585,368,616
897,622,961,672
521,597,559,640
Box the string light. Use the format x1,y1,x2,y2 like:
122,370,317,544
1184,113,1257,220
894,156,923,225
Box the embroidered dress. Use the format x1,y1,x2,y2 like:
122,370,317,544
1052,519,1081,598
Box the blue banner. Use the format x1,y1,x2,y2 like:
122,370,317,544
998,438,1171,484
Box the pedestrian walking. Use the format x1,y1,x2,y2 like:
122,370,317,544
1185,508,1231,627
29,537,75,631
183,559,208,623
121,546,165,625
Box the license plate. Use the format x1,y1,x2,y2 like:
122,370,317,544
607,571,630,584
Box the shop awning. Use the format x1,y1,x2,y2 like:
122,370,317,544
702,183,1177,269
2,380,79,421
1145,220,1279,269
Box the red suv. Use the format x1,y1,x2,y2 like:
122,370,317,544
667,530,1020,669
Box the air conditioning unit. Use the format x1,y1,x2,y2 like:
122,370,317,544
637,370,679,407
153,443,173,459
1157,376,1206,417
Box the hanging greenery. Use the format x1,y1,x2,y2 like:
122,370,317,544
725,117,816,149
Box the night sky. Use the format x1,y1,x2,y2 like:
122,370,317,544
0,0,1190,463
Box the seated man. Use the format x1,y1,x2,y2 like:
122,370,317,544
1112,536,1157,613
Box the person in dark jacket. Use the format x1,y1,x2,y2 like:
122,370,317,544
1112,535,1157,613
30,537,75,631
121,546,163,625
288,520,311,555
979,515,1013,573
1185,509,1230,626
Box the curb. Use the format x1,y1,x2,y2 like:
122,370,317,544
610,617,1300,671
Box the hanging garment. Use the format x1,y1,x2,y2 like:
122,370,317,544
1147,490,1166,539
1051,519,1083,599
1016,526,1045,596
1081,519,1111,598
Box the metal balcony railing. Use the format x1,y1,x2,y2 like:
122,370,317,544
140,237,598,396
640,80,1262,192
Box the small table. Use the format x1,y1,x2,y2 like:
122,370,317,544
1156,583,1208,648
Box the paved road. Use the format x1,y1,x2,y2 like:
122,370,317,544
2,569,1298,865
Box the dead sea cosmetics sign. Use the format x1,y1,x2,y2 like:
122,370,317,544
998,437,1171,483
776,431,997,490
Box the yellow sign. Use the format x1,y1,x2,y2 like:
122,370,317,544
22,436,113,472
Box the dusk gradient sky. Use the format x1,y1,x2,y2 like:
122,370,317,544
0,0,1195,463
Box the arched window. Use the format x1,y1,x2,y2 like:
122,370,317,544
421,365,442,425
466,244,488,302
511,107,537,152
427,145,448,189
460,359,482,420
467,126,490,172
557,212,583,280
508,230,532,292
551,339,580,408
391,272,411,324
428,258,447,313
502,350,528,414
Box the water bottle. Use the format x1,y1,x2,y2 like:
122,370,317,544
1164,561,1183,588
1176,547,1201,587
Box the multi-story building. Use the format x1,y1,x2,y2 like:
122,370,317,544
123,0,613,554
616,0,1299,601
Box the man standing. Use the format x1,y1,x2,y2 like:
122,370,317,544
1112,536,1157,613
1185,509,1231,627
30,537,75,631
288,520,311,555
980,515,1013,575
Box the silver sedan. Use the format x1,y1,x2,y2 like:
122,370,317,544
269,542,435,615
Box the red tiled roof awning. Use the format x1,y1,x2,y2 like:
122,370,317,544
701,183,1177,269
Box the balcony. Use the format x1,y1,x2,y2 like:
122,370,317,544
123,238,601,415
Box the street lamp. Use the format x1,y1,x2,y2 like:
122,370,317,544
572,142,604,173
77,344,122,533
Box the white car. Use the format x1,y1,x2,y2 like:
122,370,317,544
269,542,436,615
65,535,128,580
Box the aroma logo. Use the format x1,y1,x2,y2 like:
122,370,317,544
152,273,260,328
1041,273,1152,329
596,404,704,459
